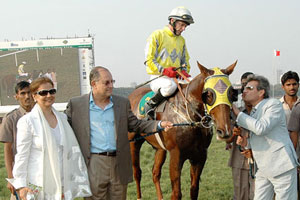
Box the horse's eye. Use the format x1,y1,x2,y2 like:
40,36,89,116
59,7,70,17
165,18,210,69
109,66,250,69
201,92,208,104
207,92,213,100
202,89,216,106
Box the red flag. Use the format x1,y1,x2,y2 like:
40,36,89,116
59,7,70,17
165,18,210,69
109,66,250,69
274,50,280,56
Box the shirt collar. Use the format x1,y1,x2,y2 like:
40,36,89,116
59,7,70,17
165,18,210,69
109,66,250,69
280,95,298,103
89,93,113,106
19,106,28,115
279,96,284,103
254,99,265,110
89,92,94,104
280,95,299,110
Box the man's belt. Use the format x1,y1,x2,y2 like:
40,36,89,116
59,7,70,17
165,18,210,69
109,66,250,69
92,151,116,156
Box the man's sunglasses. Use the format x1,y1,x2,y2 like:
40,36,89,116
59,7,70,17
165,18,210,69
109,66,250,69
36,88,57,96
244,85,255,91
102,80,116,86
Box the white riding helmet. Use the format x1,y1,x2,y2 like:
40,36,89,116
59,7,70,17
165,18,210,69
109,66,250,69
168,6,194,25
22,61,26,64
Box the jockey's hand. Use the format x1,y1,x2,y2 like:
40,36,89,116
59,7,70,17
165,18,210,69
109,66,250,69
241,149,253,159
179,70,191,79
162,67,177,78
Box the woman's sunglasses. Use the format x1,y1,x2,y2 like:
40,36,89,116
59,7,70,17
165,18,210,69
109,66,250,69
36,88,57,96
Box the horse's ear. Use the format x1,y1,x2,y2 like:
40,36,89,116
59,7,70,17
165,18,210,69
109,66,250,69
221,60,238,75
197,61,210,75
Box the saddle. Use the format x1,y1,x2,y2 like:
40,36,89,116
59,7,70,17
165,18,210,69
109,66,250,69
137,91,167,119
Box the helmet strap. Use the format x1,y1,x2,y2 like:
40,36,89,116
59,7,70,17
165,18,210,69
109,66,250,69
170,19,179,36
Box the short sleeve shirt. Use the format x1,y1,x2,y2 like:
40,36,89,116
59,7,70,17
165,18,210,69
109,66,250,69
288,99,300,157
0,107,26,157
288,100,300,133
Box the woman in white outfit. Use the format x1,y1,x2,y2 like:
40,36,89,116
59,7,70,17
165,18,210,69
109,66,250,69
9,77,91,200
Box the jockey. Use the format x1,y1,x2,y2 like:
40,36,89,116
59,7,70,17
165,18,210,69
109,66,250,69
18,61,28,77
144,6,193,118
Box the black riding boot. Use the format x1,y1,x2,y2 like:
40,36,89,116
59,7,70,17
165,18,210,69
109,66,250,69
144,90,165,120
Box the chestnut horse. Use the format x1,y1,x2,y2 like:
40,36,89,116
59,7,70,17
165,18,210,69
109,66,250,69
128,61,237,200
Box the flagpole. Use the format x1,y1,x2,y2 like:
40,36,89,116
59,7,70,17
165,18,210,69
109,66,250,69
273,49,280,98
272,49,275,97
272,58,275,97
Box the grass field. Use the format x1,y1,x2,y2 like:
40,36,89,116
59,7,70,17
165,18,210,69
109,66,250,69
0,135,233,199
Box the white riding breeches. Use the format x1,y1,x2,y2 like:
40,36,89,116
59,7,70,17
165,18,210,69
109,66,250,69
19,73,28,77
150,75,183,97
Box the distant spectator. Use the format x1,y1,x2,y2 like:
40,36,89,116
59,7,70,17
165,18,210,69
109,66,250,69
280,71,299,199
51,68,57,89
44,68,52,80
17,61,28,77
38,70,44,78
280,71,299,124
0,81,34,200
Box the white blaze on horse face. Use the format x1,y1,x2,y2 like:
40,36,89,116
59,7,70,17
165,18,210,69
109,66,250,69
211,111,232,141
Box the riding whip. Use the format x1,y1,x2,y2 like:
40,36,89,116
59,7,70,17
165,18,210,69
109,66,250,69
135,75,164,89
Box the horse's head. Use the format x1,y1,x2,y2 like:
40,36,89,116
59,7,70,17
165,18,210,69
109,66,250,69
190,61,238,140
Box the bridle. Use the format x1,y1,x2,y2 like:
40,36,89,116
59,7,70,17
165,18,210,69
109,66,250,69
172,68,235,129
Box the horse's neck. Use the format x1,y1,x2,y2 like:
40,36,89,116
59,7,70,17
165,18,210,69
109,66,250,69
186,75,205,106
170,76,205,121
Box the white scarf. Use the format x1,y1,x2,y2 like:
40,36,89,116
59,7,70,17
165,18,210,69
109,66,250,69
10,104,92,199
38,105,92,199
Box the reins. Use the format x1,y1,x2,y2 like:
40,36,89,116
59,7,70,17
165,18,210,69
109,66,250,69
173,76,213,129
129,122,203,142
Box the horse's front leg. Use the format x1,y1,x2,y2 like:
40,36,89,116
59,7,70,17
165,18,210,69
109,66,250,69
152,149,167,200
189,160,206,200
169,148,184,200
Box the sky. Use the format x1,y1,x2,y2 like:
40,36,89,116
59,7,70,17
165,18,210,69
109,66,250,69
1,0,300,87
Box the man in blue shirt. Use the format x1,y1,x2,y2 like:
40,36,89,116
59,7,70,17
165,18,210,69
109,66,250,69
66,66,172,200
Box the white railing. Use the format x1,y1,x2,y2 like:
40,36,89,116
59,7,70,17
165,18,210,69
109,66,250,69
0,102,68,117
